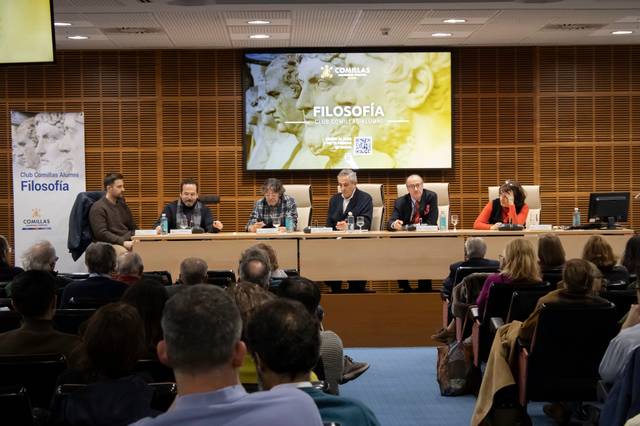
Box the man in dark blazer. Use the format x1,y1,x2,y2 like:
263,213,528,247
387,174,438,292
441,237,500,298
326,169,373,293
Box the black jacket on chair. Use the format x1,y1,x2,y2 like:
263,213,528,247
68,191,105,261
326,188,373,230
387,189,438,230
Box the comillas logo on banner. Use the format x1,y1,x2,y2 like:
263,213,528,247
11,111,87,272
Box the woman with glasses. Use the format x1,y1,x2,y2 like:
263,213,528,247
473,180,528,230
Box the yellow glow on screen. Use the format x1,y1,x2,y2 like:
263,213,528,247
0,0,54,64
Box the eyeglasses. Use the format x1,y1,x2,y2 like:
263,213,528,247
406,183,423,190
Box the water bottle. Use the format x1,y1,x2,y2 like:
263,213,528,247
285,217,294,232
347,212,355,231
160,213,169,235
439,210,447,231
572,207,580,227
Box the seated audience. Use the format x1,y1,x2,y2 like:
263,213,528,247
254,243,288,279
475,238,542,318
473,180,529,230
238,246,271,289
582,234,630,286
538,233,566,273
621,235,640,282
114,251,144,285
0,235,23,281
60,242,128,308
18,240,71,292
472,259,608,425
0,270,80,357
131,285,323,426
166,257,208,298
122,279,168,357
56,303,153,426
247,298,380,426
279,276,369,394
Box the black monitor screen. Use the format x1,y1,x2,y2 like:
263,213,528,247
588,192,630,224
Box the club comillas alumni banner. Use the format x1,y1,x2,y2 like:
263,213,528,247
11,111,86,272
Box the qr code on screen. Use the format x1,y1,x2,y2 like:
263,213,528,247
354,136,372,155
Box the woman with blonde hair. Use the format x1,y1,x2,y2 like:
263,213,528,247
475,238,542,316
582,235,629,286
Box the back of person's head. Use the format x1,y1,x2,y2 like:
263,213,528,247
161,285,241,374
247,298,320,379
238,247,271,288
11,270,56,317
116,252,144,277
465,237,487,259
254,243,279,272
80,302,145,379
84,242,116,275
537,234,566,270
562,259,599,295
21,240,57,271
622,235,640,277
179,257,208,286
0,235,9,263
582,235,617,269
501,238,540,281
228,281,275,339
278,276,321,315
122,279,168,351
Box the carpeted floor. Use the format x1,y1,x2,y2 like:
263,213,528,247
339,347,555,426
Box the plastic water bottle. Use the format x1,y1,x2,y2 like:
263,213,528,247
160,213,169,235
285,217,294,232
572,208,580,227
439,210,447,231
347,212,355,231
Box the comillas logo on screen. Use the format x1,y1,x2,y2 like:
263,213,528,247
22,208,52,231
320,65,370,80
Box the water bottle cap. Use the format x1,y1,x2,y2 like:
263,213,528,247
574,207,579,211
162,213,166,216
348,212,353,216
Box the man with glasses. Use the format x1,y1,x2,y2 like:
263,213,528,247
388,174,438,292
246,178,298,233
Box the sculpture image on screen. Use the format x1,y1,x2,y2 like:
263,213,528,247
243,51,452,170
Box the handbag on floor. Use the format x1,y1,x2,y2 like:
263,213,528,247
436,340,480,396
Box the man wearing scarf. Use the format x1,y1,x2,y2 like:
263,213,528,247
154,179,223,233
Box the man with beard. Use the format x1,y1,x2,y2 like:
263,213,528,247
154,178,222,233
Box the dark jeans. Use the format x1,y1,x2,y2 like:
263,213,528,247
398,280,432,292
326,280,367,293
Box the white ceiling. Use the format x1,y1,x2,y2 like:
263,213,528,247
52,0,640,49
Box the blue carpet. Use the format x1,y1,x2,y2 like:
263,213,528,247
340,347,555,426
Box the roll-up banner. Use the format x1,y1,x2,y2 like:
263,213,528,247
11,111,86,272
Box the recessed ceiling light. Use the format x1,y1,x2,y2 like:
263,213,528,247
54,22,72,27
249,34,270,39
443,19,466,24
431,32,452,37
67,35,88,40
611,30,633,35
247,20,271,25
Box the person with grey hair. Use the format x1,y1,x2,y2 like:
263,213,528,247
238,247,271,289
326,169,373,293
60,242,128,308
115,251,144,285
166,257,209,298
246,178,298,233
21,240,58,272
131,285,323,426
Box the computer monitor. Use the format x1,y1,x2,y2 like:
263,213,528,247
587,192,630,229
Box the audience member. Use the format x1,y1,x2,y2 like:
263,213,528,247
247,298,380,426
537,233,566,272
238,246,271,288
582,234,630,286
246,178,298,233
18,240,71,291
0,270,80,357
475,238,542,317
60,242,128,308
115,251,144,285
621,235,640,282
167,257,208,298
0,235,23,281
56,303,153,426
254,243,288,279
131,285,323,426
122,279,168,357
473,180,528,230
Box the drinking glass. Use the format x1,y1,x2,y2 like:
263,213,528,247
356,216,365,231
178,216,189,229
273,218,281,229
450,214,459,231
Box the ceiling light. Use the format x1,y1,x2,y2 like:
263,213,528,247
66,35,88,40
249,34,270,39
54,22,72,27
443,19,466,24
247,20,271,25
611,30,633,35
431,32,452,37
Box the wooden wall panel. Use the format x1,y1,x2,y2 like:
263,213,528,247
1,46,639,290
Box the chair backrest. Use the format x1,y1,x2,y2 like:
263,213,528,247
483,280,548,323
206,270,236,288
143,271,173,286
453,265,500,287
53,309,96,335
506,288,553,323
0,386,34,426
0,353,67,408
601,289,637,321
526,302,618,402
355,184,384,231
396,182,450,228
488,184,541,226
451,272,493,319
283,184,312,231
542,267,563,289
